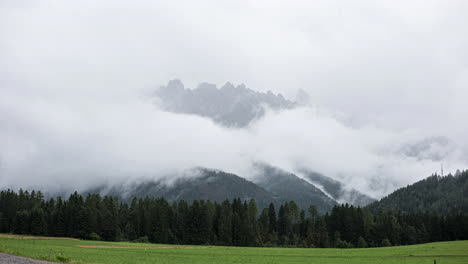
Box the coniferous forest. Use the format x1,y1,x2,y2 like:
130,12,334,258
368,170,468,214
1,187,467,248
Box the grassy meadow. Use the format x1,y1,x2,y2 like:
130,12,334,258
0,234,467,264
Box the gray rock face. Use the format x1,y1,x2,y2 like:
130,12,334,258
155,79,295,127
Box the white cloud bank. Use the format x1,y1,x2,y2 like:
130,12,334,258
1,84,466,197
1,0,468,197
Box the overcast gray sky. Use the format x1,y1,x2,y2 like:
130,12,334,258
1,0,468,197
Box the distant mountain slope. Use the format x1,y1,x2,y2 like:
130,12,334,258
85,167,343,213
155,79,295,127
251,165,337,214
88,169,277,209
399,136,454,161
298,169,375,207
367,170,468,214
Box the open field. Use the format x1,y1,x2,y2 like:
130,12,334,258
1,234,467,264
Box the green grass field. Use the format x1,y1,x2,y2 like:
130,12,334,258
0,234,467,264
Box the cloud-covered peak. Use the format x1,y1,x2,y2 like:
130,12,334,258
155,80,295,127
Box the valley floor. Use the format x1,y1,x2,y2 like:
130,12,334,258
0,234,467,264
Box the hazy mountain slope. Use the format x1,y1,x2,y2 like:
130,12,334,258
251,165,337,214
400,136,454,161
85,167,342,213
87,169,277,209
367,170,468,214
299,169,375,207
155,79,295,127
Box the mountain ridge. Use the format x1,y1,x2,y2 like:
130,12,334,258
367,170,468,214
155,79,296,127
298,169,375,207
85,169,278,210
251,164,337,214
82,166,376,214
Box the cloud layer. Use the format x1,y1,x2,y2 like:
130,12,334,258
1,0,468,197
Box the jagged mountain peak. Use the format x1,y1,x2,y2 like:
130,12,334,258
155,80,295,127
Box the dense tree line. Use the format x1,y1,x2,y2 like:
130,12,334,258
1,189,467,248
368,170,468,214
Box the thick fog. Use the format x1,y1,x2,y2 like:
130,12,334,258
1,0,468,198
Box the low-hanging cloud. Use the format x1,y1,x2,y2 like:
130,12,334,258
1,83,467,198
1,0,468,198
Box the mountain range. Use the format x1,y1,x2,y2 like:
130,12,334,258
78,80,465,215
82,167,468,215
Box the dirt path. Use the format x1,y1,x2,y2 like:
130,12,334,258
77,245,197,249
0,253,63,264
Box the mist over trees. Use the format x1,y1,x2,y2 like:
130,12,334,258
3,1,468,230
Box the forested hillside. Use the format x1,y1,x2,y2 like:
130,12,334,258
367,170,468,214
84,168,341,212
1,189,467,248
299,169,375,207
86,169,277,210
252,165,336,214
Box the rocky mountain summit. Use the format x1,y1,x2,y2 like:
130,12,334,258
155,79,295,127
